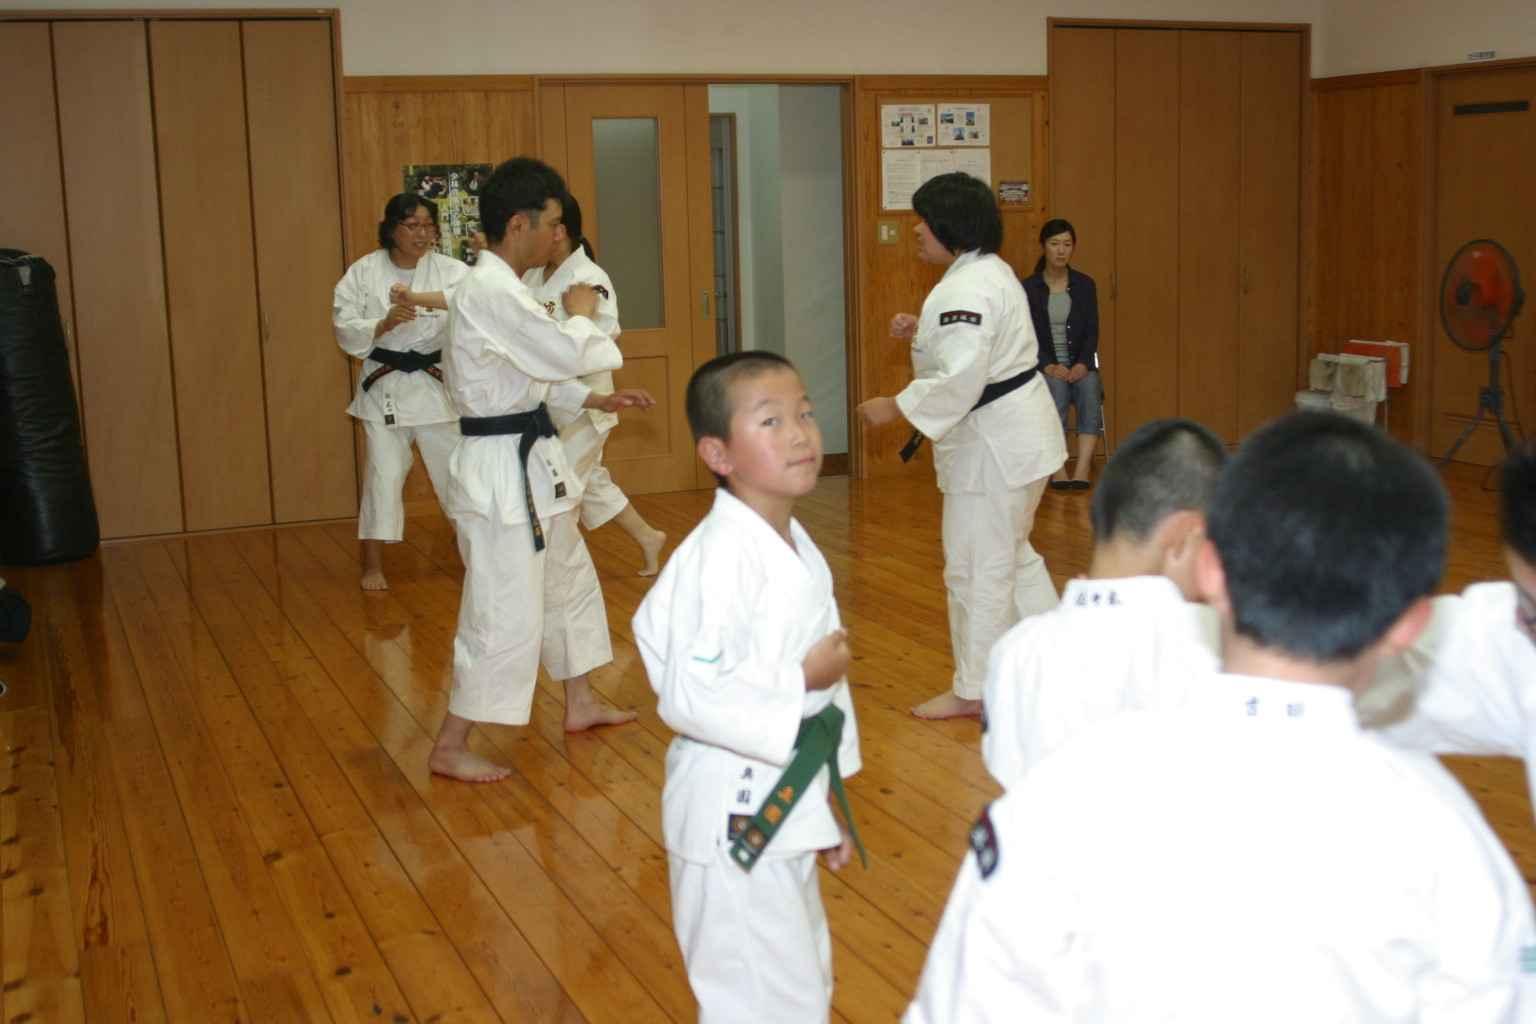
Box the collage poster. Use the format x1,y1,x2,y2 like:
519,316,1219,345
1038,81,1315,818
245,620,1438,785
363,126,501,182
402,163,492,264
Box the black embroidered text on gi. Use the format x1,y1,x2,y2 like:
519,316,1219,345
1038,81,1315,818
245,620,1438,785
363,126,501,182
939,309,983,327
969,805,1001,880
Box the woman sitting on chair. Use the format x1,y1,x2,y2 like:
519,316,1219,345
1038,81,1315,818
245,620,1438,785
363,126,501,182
1022,218,1101,490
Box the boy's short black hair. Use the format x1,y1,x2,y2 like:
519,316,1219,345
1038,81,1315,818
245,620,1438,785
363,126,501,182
1501,439,1536,566
1091,418,1227,542
479,157,566,244
912,172,1002,255
1207,411,1447,662
687,351,797,486
377,193,437,251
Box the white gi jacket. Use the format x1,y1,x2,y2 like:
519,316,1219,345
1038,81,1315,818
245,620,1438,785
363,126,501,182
333,249,468,425
632,488,862,864
444,250,621,525
522,248,622,434
908,674,1536,1024
981,575,1220,789
1373,582,1536,808
894,250,1065,493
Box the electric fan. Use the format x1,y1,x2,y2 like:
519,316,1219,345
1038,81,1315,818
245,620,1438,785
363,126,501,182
1438,239,1526,464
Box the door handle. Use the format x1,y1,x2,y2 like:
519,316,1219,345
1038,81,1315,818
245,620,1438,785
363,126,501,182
701,290,712,319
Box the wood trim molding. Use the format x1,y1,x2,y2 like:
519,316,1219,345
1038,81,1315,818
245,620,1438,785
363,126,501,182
1048,16,1307,33
1425,53,1536,77
856,74,1048,93
345,74,535,93
536,73,856,86
1312,69,1423,92
1,7,337,19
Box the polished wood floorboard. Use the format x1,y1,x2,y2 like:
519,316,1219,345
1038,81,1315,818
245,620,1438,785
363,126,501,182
0,461,1528,1022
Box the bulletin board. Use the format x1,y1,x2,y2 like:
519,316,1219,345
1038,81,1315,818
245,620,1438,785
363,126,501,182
877,94,1033,212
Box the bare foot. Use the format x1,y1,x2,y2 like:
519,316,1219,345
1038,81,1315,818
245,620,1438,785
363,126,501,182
564,697,638,733
428,746,512,783
638,528,667,577
910,692,983,720
360,568,389,591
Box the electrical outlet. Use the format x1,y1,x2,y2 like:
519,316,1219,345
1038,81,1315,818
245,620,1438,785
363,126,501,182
878,220,901,245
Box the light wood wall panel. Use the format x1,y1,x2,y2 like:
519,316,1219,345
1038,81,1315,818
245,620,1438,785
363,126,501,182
53,21,183,538
1178,31,1242,441
342,77,537,508
1049,29,1116,431
245,20,358,523
149,20,273,532
1238,31,1304,436
0,23,80,409
1311,72,1427,444
1113,30,1181,438
853,76,1050,477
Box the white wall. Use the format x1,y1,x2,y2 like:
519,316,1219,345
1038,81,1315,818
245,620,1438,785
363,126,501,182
778,87,849,455
707,86,783,355
1322,1,1536,77
31,0,1324,74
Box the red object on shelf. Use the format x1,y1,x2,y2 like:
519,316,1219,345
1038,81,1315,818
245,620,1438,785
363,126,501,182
1342,339,1408,388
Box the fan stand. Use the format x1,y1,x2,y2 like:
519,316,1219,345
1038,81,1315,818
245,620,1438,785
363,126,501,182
1439,335,1520,464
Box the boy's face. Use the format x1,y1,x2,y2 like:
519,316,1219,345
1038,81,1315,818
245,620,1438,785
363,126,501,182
715,367,823,503
1506,546,1536,646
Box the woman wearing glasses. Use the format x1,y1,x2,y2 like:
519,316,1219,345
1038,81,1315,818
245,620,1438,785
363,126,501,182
332,193,469,590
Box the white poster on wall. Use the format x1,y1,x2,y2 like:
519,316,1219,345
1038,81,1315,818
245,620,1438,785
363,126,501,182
881,103,936,148
936,102,990,146
882,148,993,210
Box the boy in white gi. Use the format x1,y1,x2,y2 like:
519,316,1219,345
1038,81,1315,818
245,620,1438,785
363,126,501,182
982,418,1225,789
333,193,468,590
856,172,1066,720
429,157,653,783
633,351,862,1024
908,411,1536,1023
521,192,669,576
1369,438,1536,807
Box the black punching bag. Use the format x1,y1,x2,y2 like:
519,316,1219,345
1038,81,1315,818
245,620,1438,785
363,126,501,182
0,250,99,564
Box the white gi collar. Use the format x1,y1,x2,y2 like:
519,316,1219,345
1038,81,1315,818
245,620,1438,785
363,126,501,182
1186,673,1360,729
1061,575,1186,611
538,247,597,294
710,488,815,571
941,248,984,281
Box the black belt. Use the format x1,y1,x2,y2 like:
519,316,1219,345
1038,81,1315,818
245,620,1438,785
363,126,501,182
899,367,1037,463
362,347,443,392
460,404,559,552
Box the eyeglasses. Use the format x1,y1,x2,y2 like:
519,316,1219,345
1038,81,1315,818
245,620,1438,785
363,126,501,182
398,220,437,234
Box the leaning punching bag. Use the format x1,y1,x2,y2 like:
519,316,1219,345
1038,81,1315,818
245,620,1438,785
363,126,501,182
0,250,99,564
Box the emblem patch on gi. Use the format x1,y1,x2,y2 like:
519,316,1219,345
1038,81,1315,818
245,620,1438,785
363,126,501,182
939,309,983,326
544,300,557,316
969,805,1000,879
592,284,610,299
554,482,567,499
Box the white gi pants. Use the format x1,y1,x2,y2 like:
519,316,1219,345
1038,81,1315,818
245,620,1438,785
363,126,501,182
561,416,630,530
449,506,613,725
943,476,1057,699
357,419,458,542
669,849,832,1024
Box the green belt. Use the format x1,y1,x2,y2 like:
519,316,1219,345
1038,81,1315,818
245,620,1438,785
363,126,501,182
728,703,868,872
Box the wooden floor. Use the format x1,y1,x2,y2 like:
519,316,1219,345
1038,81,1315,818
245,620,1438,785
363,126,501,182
0,462,1530,1022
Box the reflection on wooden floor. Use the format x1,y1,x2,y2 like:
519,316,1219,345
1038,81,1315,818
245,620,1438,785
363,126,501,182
0,462,1529,1022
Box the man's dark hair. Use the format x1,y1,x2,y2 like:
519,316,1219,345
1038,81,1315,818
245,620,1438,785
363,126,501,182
1502,439,1536,565
912,172,1002,255
686,350,797,486
479,157,566,244
377,193,437,251
1091,418,1226,542
1207,411,1447,662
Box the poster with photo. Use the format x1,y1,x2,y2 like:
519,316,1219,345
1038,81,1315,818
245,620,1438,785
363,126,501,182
402,163,491,264
936,103,990,146
881,103,937,148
